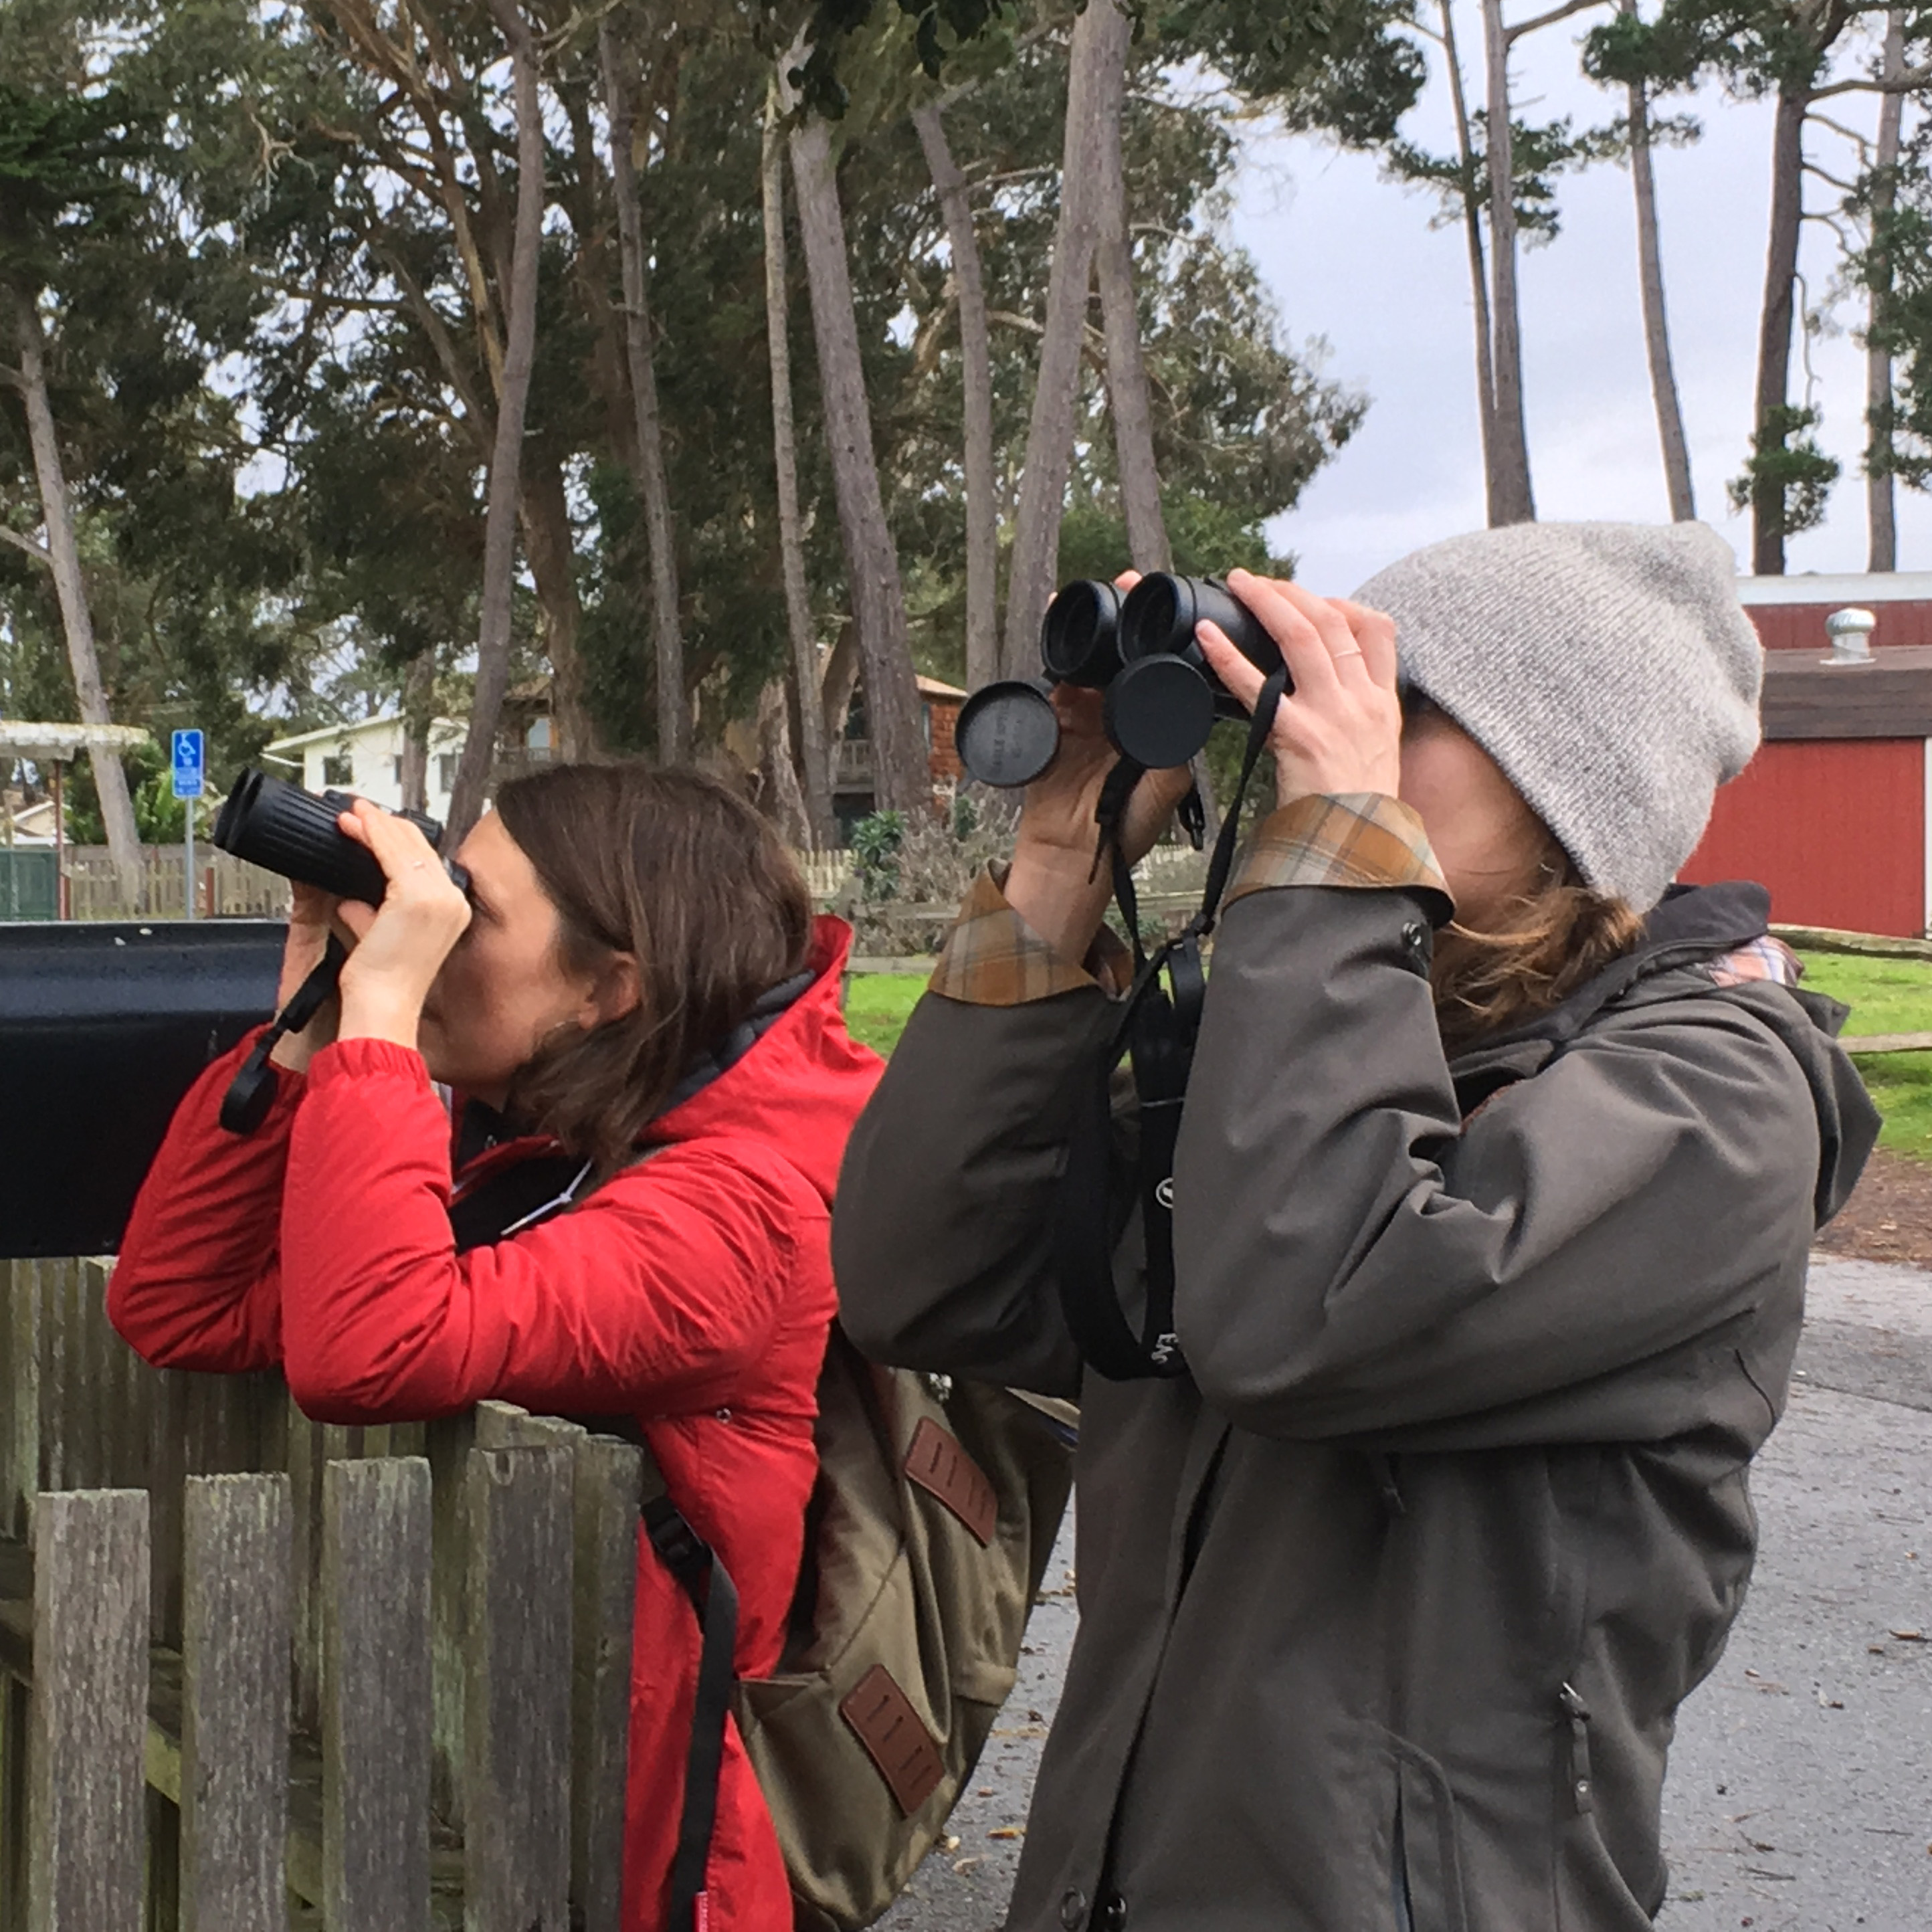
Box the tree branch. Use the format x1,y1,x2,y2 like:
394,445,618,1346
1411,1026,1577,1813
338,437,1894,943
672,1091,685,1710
1802,159,1860,192
1506,0,1607,43
932,21,1056,114
1812,60,1932,102
0,524,52,566
1806,110,1873,158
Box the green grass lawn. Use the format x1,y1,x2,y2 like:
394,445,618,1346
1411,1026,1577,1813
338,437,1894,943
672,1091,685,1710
1792,950,1932,1163
844,973,927,1059
846,950,1932,1157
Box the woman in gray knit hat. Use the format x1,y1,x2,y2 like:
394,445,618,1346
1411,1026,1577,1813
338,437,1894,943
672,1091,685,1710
834,524,1880,1932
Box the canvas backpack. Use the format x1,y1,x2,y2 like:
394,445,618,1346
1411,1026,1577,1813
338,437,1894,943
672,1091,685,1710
737,1330,1073,1930
449,1147,1075,1932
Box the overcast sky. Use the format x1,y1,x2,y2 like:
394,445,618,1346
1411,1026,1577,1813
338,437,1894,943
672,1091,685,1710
1227,12,1932,599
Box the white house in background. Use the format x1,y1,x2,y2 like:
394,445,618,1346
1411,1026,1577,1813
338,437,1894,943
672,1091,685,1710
262,716,470,821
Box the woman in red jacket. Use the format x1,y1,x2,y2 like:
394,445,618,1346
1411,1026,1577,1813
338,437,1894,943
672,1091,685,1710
110,762,882,1931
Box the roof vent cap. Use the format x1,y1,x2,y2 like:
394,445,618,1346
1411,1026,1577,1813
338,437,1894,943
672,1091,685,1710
1824,606,1877,665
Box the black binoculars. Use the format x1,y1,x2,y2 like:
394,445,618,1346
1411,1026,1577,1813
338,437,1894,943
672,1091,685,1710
211,768,472,902
955,573,1286,787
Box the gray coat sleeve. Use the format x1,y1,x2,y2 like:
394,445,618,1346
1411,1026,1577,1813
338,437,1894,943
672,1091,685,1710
832,985,1117,1397
1171,886,1824,1441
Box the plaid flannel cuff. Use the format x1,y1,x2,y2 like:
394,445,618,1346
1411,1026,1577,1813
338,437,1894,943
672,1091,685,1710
1703,935,1803,989
928,865,1133,1005
1226,793,1454,922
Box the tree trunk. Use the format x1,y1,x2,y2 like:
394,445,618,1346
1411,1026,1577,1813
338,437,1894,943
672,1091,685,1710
518,452,595,759
999,0,1124,675
447,0,545,842
9,292,142,905
821,617,860,756
913,100,1003,692
755,678,813,848
1751,84,1809,576
763,84,837,844
786,104,930,815
1090,27,1171,573
1626,20,1696,523
600,21,688,764
1439,0,1503,526
1866,12,1906,573
1480,0,1535,524
399,649,436,814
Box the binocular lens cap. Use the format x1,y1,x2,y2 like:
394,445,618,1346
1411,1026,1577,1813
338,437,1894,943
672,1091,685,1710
1104,655,1217,771
955,682,1061,789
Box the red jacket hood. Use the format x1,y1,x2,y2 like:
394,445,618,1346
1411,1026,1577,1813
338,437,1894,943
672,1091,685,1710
640,914,881,1205
450,916,880,1206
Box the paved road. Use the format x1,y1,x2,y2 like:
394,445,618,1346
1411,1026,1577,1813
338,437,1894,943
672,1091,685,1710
882,1255,1932,1931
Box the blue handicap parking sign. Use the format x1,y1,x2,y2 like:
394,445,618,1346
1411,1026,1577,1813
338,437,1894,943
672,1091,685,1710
171,729,205,799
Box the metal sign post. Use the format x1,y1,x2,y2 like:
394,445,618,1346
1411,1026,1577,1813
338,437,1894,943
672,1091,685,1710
171,730,205,919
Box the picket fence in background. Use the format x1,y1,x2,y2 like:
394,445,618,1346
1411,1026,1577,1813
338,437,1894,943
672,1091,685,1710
0,1254,644,1930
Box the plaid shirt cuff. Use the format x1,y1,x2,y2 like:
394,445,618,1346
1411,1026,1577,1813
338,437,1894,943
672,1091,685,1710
1702,935,1802,989
928,866,1134,1005
1226,793,1454,922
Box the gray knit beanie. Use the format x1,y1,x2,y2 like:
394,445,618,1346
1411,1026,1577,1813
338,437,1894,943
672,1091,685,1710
1351,522,1762,912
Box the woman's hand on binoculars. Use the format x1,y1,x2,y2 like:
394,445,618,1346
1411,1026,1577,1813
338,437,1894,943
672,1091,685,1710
332,800,473,1052
1197,571,1402,805
1007,572,1195,965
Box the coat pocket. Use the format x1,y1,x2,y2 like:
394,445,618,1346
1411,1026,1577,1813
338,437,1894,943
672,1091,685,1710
1389,1737,1471,1932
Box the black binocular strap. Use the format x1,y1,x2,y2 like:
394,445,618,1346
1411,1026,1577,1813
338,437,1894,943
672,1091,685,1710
219,938,349,1135
1054,667,1288,1381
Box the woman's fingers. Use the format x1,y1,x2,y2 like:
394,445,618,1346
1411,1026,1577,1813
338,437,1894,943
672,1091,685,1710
1195,619,1268,711
1222,570,1348,694
1329,599,1400,691
1229,569,1377,689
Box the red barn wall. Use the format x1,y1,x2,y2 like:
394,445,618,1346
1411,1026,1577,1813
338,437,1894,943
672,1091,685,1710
1679,738,1926,936
1747,600,1932,650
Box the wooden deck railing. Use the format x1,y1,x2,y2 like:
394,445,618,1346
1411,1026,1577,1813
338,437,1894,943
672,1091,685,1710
0,1255,644,1930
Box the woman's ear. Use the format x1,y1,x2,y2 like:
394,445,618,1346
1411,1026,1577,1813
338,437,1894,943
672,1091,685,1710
580,953,642,1029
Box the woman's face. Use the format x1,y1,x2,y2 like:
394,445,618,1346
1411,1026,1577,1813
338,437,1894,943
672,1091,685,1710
1398,700,1551,932
415,812,610,1105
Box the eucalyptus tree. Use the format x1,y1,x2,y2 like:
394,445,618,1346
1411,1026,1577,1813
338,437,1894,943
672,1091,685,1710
0,0,316,890
1618,0,1932,571
1,32,151,893
1585,0,1701,519
1846,45,1932,555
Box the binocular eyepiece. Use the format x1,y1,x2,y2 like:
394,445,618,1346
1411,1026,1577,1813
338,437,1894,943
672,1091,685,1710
955,573,1287,788
211,768,472,904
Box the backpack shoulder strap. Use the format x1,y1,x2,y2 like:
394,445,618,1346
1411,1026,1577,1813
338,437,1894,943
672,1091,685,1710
641,1464,739,1932
443,1145,737,1932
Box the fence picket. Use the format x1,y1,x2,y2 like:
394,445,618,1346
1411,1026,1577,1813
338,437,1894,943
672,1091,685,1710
28,1488,151,1932
571,1434,642,1932
322,1456,431,1932
179,1473,291,1932
464,1441,574,1931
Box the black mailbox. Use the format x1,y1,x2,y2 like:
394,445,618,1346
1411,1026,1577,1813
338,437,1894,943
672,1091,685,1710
0,921,283,1258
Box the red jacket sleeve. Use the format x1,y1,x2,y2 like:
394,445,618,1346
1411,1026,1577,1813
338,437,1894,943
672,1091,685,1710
277,1038,816,1426
108,1032,298,1373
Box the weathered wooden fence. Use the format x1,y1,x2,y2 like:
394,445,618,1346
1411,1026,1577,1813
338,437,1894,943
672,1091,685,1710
60,848,291,922
0,1256,645,1929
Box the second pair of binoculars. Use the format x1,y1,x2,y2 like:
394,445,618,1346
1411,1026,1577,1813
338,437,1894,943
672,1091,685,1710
955,573,1286,787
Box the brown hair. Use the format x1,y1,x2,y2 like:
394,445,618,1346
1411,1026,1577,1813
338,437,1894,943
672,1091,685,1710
492,763,813,1175
1430,837,1645,1056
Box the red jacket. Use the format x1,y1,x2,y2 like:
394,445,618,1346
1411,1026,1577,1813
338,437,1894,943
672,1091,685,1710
111,915,880,1931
